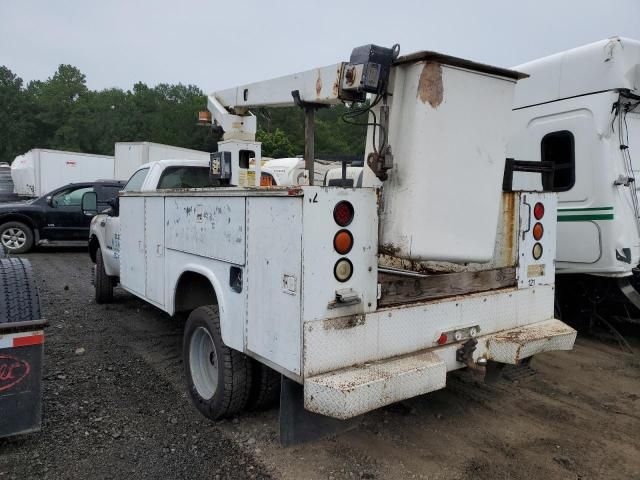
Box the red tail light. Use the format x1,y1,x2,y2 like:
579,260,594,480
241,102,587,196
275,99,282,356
534,202,545,220
333,201,354,227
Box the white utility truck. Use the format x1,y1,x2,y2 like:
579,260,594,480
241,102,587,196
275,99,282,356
507,37,640,311
11,149,115,198
86,44,576,445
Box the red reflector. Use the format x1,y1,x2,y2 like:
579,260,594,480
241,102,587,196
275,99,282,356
333,201,354,227
437,334,448,345
13,334,44,347
534,202,545,220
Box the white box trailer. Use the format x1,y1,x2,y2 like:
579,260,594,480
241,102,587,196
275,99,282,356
507,37,640,309
114,142,210,180
11,149,115,198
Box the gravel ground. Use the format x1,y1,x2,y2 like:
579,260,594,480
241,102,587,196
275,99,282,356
1,248,640,479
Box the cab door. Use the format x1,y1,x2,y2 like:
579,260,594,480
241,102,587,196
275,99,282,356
43,186,94,240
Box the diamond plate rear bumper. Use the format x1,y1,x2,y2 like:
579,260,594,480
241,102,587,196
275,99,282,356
304,318,576,419
484,318,576,364
304,351,446,419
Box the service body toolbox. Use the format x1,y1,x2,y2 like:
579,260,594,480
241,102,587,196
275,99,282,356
0,257,45,438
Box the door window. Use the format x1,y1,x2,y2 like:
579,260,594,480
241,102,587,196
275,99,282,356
123,168,150,192
51,187,93,208
541,131,575,192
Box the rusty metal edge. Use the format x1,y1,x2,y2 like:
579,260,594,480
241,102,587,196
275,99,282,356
394,51,528,80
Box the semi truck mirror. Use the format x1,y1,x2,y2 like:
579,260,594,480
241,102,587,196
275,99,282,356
81,191,98,216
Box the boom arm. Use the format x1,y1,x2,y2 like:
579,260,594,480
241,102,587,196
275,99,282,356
206,44,397,186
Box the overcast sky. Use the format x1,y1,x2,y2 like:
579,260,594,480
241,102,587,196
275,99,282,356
1,0,639,92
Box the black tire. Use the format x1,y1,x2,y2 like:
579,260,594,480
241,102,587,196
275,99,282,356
95,249,113,304
0,257,41,323
0,221,34,254
554,295,563,320
248,361,281,410
183,305,252,420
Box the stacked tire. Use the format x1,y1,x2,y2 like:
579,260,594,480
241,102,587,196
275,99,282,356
0,256,41,323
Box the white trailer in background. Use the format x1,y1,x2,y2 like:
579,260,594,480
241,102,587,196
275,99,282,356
11,149,115,198
88,44,576,445
114,142,210,180
507,37,640,312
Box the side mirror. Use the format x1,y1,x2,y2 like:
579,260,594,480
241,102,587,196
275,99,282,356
46,195,53,207
81,191,98,216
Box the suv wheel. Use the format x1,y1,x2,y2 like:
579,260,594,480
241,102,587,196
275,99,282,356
0,221,34,254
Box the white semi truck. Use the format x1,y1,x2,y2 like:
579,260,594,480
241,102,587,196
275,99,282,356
507,37,640,313
86,44,576,444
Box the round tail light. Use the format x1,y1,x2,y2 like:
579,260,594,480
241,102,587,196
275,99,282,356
333,201,354,227
532,242,543,260
334,229,354,254
534,202,545,220
533,222,544,241
334,258,353,282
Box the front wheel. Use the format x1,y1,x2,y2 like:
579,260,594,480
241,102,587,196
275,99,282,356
183,306,252,420
0,221,34,254
95,249,113,303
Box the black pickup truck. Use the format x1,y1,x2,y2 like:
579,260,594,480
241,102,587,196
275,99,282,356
0,180,124,253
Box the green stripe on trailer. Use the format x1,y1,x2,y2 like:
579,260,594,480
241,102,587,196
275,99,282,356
557,206,614,212
557,214,614,222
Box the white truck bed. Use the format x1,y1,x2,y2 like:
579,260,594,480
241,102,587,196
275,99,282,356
117,185,573,419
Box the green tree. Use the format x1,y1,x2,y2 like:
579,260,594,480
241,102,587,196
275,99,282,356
256,128,295,158
0,63,366,163
0,67,41,163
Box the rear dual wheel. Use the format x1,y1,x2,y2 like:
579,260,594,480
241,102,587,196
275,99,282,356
184,306,252,420
183,305,281,420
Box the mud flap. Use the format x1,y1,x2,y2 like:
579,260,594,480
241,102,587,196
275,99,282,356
0,331,45,438
279,376,361,447
617,277,640,311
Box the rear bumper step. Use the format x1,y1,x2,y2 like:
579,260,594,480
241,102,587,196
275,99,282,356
485,319,577,364
304,318,576,419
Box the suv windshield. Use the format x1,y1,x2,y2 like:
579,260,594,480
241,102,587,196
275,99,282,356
123,168,150,192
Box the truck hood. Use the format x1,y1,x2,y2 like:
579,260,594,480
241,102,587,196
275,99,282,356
0,199,34,211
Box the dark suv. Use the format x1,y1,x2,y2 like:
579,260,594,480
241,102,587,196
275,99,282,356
0,180,124,253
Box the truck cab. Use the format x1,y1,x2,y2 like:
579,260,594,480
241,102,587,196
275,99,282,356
88,159,211,299
507,37,640,313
